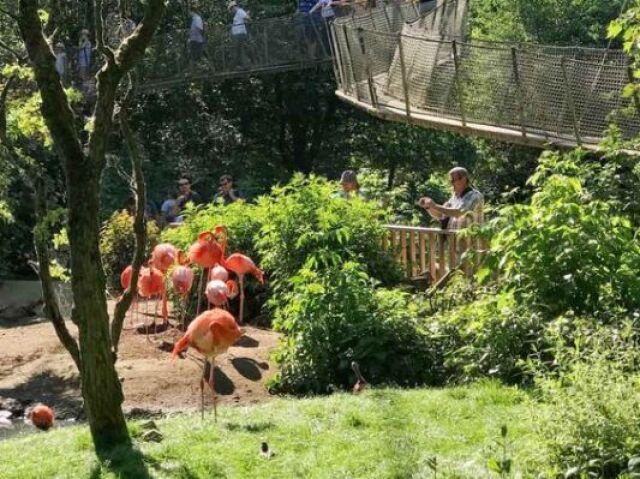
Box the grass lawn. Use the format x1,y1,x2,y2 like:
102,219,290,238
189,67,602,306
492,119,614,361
0,381,548,478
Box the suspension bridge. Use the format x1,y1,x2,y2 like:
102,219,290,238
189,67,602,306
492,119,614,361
132,0,640,150
330,0,640,150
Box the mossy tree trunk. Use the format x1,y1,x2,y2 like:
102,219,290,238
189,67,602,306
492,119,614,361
16,0,166,454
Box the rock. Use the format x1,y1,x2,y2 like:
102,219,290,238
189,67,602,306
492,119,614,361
141,429,163,443
0,397,25,417
157,341,174,353
140,420,158,431
126,407,163,419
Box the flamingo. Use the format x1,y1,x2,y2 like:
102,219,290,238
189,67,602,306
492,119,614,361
151,243,178,323
210,265,229,282
120,265,141,326
28,404,54,431
206,280,229,308
189,227,228,315
351,361,368,394
172,309,242,421
223,253,264,325
138,266,165,337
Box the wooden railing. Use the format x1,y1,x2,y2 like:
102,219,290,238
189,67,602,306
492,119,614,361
383,224,477,283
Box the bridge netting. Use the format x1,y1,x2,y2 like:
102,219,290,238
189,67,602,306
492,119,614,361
331,0,640,150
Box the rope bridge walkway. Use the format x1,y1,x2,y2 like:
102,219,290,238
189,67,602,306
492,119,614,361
331,0,640,151
137,9,360,90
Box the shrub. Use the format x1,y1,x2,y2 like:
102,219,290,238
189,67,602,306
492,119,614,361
481,154,640,316
426,291,546,384
269,261,439,394
533,319,640,477
255,174,402,296
100,210,159,292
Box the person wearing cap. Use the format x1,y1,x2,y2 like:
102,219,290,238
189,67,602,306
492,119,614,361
54,42,68,84
228,1,252,68
188,9,205,63
419,167,484,230
335,170,367,200
77,29,92,80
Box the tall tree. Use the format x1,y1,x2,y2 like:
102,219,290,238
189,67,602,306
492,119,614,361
14,0,166,453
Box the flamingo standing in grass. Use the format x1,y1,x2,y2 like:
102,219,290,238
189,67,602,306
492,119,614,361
224,253,264,325
172,309,242,421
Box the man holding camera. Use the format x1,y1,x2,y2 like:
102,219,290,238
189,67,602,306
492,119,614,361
419,167,484,230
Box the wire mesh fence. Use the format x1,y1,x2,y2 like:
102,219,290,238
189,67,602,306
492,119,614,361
332,0,640,148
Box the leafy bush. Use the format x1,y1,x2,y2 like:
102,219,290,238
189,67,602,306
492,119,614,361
269,261,439,394
426,291,545,384
533,319,640,477
481,154,640,316
99,210,159,292
255,174,402,295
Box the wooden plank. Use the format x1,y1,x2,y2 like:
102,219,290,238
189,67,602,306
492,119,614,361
448,234,457,272
400,231,408,270
409,231,417,276
419,232,427,274
428,232,436,283
437,233,446,281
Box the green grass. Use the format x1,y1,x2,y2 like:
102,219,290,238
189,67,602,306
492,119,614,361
0,382,548,478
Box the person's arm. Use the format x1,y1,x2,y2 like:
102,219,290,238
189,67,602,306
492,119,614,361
419,197,446,219
309,1,322,13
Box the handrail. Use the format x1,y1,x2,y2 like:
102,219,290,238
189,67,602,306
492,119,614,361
382,224,456,235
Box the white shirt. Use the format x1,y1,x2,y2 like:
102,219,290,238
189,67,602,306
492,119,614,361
55,51,67,77
231,8,248,35
318,0,335,19
190,14,204,43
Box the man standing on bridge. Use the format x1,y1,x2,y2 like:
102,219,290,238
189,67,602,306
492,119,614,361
189,9,205,64
419,167,484,230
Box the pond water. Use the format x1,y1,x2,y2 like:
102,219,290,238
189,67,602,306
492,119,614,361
0,418,80,441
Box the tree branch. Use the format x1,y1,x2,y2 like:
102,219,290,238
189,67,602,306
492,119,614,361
94,0,116,65
33,176,81,370
0,6,19,21
111,98,147,353
89,0,166,172
0,76,16,141
0,39,26,63
17,0,84,168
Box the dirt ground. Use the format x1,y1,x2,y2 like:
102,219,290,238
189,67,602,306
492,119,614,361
0,300,281,419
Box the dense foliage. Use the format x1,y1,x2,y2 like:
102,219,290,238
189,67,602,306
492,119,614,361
99,211,160,292
269,262,438,394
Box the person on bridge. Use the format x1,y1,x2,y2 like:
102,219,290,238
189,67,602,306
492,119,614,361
228,1,252,69
77,29,92,80
175,177,203,222
189,10,205,63
419,167,484,230
309,0,339,21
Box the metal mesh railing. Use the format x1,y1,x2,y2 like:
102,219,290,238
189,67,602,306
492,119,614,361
332,0,640,149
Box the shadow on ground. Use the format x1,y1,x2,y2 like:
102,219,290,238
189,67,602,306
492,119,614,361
0,370,82,418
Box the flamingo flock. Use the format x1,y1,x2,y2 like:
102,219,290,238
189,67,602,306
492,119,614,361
117,225,264,420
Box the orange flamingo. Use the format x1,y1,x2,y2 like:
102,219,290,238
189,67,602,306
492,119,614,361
224,253,264,325
138,266,165,337
29,404,54,431
172,309,242,420
120,265,140,326
210,265,229,282
151,243,178,323
189,227,228,315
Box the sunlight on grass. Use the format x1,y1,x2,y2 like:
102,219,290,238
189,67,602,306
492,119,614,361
0,382,548,478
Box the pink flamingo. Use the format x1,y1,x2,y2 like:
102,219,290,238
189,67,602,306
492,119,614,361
172,309,242,420
138,265,165,338
151,243,177,323
223,253,264,325
120,265,139,326
189,227,227,315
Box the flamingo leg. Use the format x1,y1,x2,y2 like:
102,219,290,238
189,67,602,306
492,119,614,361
153,299,158,336
196,268,204,317
200,361,206,422
209,357,217,422
238,275,245,325
145,298,150,342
